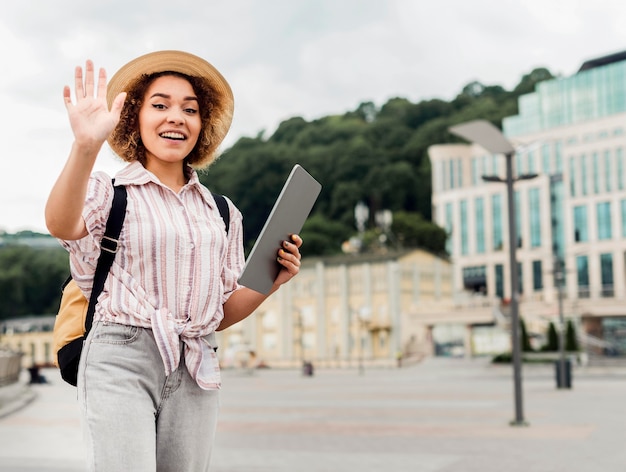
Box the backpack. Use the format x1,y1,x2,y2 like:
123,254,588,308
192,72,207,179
52,183,231,386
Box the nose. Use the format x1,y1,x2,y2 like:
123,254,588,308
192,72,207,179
167,107,185,125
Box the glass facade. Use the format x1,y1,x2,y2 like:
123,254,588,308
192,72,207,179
475,197,485,254
604,150,612,193
492,194,503,251
581,154,588,196
576,255,590,298
503,59,626,137
460,200,468,255
495,264,504,299
600,253,614,297
573,205,588,242
597,202,613,240
618,147,625,190
532,260,543,291
593,152,600,194
529,188,541,247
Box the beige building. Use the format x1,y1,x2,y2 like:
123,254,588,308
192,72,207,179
216,248,457,369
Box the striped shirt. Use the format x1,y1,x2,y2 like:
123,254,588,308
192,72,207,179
62,161,245,390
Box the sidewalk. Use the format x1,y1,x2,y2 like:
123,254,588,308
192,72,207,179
0,358,625,471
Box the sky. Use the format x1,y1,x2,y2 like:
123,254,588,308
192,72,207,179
2,0,626,234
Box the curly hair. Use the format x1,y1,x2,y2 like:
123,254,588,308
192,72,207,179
108,71,226,169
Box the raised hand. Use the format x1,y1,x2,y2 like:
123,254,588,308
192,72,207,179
63,60,126,149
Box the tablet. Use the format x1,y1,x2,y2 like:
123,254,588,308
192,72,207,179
238,164,322,294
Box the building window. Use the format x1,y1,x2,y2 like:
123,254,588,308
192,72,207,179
462,265,487,293
457,158,463,188
569,156,576,196
597,202,612,240
492,194,503,251
581,154,588,196
592,152,600,194
518,262,523,294
445,202,453,255
532,260,543,291
449,159,455,190
600,253,614,297
529,188,541,247
475,197,485,254
495,264,504,299
573,205,588,242
576,255,590,298
618,147,625,190
604,150,612,193
460,199,468,255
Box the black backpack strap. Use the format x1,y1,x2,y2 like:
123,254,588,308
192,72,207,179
212,193,230,235
85,181,127,333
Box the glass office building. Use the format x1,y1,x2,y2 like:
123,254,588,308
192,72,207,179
429,51,626,356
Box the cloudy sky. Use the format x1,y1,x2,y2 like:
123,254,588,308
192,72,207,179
2,0,626,233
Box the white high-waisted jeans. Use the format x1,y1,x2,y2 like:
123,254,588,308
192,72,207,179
77,321,220,472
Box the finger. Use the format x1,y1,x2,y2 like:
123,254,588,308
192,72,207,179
289,234,302,248
84,60,95,98
96,67,108,101
282,240,301,260
110,92,127,118
74,66,84,99
278,248,301,266
62,85,72,108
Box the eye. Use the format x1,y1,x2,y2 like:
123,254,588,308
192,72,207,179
152,103,166,110
184,107,198,114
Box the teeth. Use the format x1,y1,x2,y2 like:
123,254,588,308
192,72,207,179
160,132,185,140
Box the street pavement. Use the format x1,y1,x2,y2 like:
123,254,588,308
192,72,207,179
0,357,625,471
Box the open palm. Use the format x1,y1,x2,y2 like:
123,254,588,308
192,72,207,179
64,60,126,146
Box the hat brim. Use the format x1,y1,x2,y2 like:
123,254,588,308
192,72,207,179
106,50,234,163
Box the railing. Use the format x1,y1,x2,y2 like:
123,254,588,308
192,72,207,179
0,348,23,386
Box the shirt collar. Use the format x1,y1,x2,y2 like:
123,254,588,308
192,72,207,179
113,161,215,208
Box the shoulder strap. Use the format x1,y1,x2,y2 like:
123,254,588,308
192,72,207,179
85,181,127,334
212,193,230,235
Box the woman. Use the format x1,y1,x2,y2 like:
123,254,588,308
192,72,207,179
45,50,303,471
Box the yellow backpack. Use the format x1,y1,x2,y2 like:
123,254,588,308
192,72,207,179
53,182,127,386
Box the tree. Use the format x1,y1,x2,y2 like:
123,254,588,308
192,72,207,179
543,322,559,352
520,317,533,352
0,245,68,320
565,319,579,352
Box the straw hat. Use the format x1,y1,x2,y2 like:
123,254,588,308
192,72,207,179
106,50,234,165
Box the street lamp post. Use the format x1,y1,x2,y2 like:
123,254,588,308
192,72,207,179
554,257,569,389
449,119,532,427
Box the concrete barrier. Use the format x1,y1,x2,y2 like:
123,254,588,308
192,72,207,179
0,349,23,386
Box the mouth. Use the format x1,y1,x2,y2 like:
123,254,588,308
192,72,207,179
159,131,187,141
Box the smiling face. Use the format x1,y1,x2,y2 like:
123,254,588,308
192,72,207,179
138,75,202,171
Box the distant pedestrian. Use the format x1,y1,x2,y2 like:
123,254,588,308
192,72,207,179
45,50,303,472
